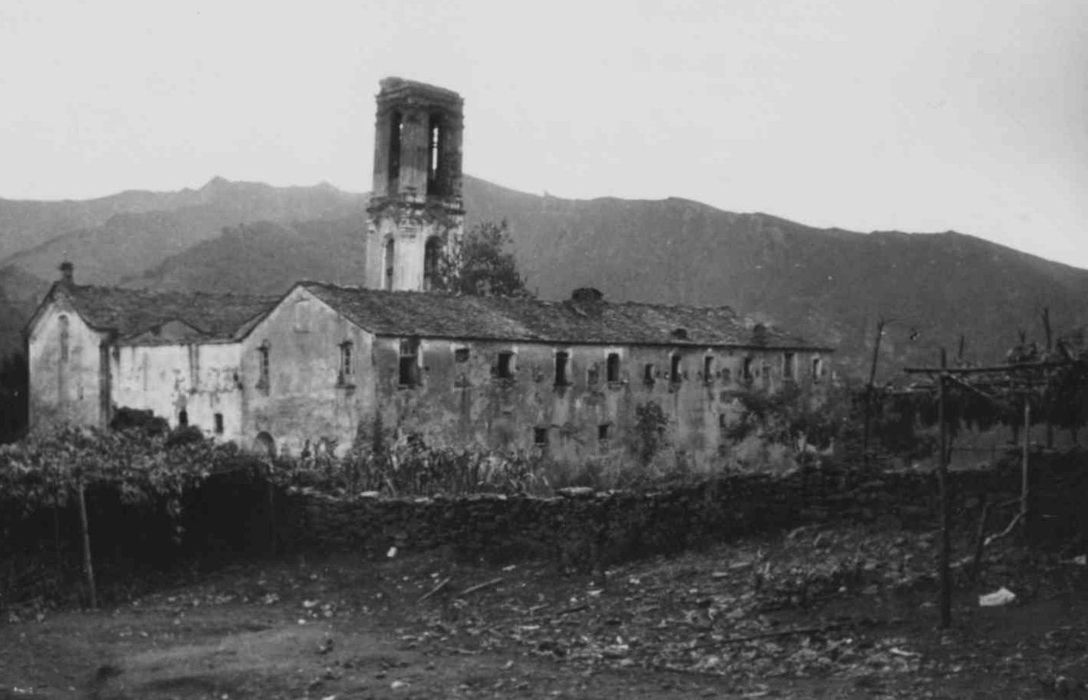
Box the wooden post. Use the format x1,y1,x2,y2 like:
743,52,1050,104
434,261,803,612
75,477,97,609
862,318,886,466
937,348,952,628
1041,308,1054,448
1021,395,1030,540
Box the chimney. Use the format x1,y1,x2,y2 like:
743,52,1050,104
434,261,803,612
570,287,604,304
59,261,74,286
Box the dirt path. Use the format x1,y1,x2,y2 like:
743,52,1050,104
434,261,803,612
0,601,767,699
1,524,1086,699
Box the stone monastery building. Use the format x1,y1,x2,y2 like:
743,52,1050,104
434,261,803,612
27,78,832,466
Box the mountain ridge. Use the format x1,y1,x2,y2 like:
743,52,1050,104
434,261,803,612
2,176,1083,378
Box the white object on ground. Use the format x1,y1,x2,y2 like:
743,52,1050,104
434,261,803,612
978,587,1016,607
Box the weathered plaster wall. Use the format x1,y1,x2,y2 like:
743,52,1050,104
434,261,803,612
239,287,376,456
27,297,107,431
364,208,463,292
373,337,829,468
111,342,244,441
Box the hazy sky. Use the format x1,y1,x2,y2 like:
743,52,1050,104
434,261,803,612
2,0,1086,267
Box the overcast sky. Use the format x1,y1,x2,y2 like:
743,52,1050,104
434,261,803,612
2,0,1086,268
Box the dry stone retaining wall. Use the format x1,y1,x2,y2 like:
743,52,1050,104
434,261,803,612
278,465,1019,570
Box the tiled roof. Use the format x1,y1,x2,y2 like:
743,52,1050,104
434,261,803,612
57,284,278,343
302,282,826,350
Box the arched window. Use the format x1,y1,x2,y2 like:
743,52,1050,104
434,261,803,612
383,237,395,291
423,237,442,291
58,314,70,362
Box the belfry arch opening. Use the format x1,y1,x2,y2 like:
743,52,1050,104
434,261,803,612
383,237,395,291
427,113,447,196
387,111,403,193
423,237,443,291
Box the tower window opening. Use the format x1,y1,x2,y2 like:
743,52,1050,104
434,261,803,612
178,410,189,427
427,114,445,195
424,237,442,291
388,111,402,193
670,353,682,382
383,237,395,291
214,413,224,434
703,355,714,383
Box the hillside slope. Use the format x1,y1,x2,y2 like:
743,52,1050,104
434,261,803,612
1,177,366,285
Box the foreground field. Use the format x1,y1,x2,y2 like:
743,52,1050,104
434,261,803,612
1,521,1086,699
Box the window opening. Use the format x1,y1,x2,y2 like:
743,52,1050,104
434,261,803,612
423,237,442,291
387,111,402,192
383,238,395,291
812,355,823,382
598,424,611,441
293,299,310,332
742,356,754,382
399,337,421,387
255,431,275,457
340,341,354,380
606,352,621,382
58,314,70,362
496,351,514,379
454,347,470,363
258,342,270,392
643,363,655,385
214,413,224,434
178,410,189,427
554,351,570,386
783,352,796,380
670,354,682,382
533,427,548,446
703,355,714,382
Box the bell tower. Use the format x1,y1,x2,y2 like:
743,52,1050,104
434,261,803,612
365,77,465,292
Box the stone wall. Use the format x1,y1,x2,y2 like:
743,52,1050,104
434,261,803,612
277,465,1026,571
4,456,1084,608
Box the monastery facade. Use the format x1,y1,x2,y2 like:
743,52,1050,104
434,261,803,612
26,78,832,467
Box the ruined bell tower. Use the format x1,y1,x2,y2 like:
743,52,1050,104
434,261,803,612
365,77,465,292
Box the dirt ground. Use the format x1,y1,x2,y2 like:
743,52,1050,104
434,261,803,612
1,522,1087,699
